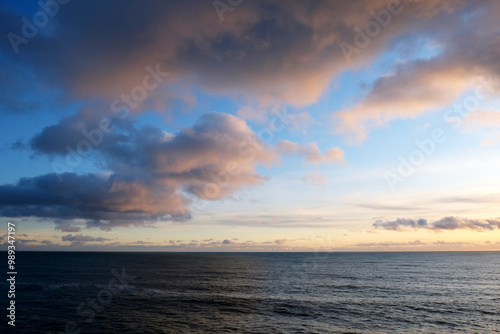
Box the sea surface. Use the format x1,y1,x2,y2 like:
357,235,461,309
2,252,500,333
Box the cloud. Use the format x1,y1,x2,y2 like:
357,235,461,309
435,194,500,204
333,1,500,142
354,240,425,247
433,240,472,246
0,233,54,248
54,220,81,232
431,217,500,231
0,0,462,113
374,216,500,232
61,234,111,245
237,107,315,133
130,240,154,245
10,235,314,250
373,218,429,231
0,113,275,229
3,0,497,148
335,60,475,142
277,140,344,164
237,106,268,123
160,237,303,249
10,139,28,151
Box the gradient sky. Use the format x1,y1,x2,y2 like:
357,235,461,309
1,0,500,251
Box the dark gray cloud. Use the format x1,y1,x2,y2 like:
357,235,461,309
61,234,111,246
0,233,49,248
373,218,429,231
0,113,274,229
29,108,131,156
54,220,81,232
374,217,500,232
3,0,500,234
61,234,110,242
0,0,464,112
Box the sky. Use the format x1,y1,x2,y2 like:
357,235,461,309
1,0,500,251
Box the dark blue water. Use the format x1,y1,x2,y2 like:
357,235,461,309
2,252,500,333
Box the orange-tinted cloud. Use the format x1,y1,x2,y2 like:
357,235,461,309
1,113,276,229
277,140,344,164
0,0,466,113
334,0,500,142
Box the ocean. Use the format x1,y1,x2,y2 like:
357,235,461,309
3,252,500,333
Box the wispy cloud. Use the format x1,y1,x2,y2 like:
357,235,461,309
277,140,344,164
354,240,425,247
61,234,111,246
